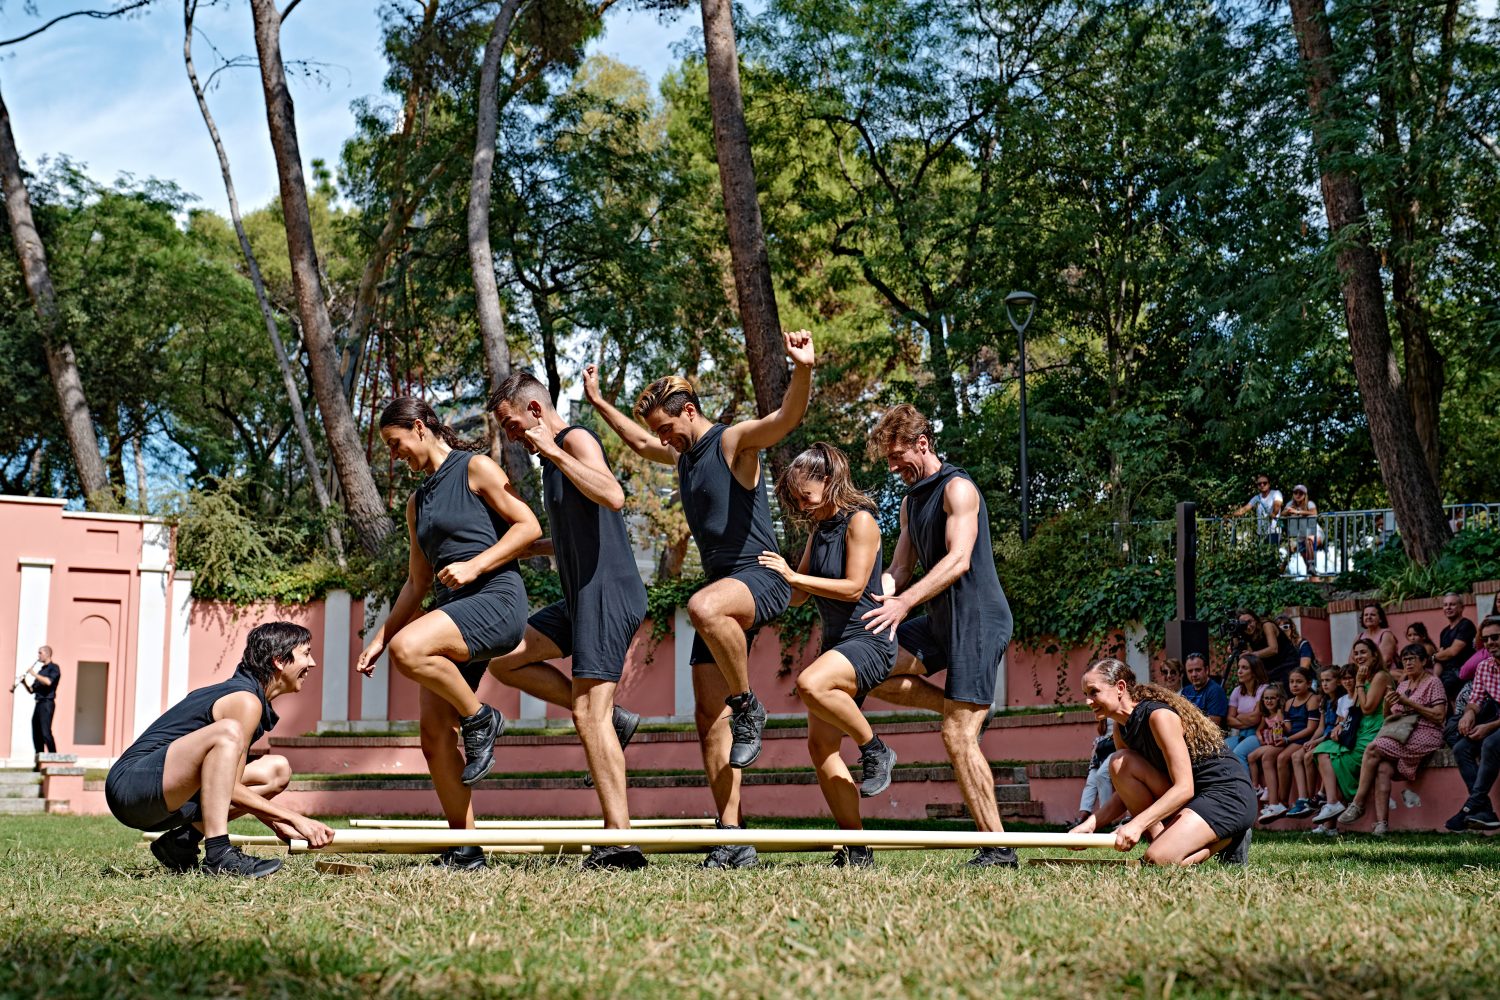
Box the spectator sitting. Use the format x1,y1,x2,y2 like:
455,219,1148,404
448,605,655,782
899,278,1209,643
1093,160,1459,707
1230,475,1283,546
1287,666,1345,817
1278,485,1319,575
1157,658,1184,692
1074,717,1117,827
1355,601,1399,667
1180,653,1228,729
1225,653,1269,768
1309,665,1358,832
1258,668,1322,822
1434,592,1476,703
1405,622,1438,662
1444,643,1488,740
1444,616,1500,832
1235,609,1284,682
1275,615,1317,675
1246,684,1286,802
1338,644,1448,835
1310,640,1394,827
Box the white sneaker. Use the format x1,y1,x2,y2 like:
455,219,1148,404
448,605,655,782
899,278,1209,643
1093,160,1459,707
1256,786,1268,802
1259,803,1288,821
1311,822,1327,834
1372,821,1389,836
1312,801,1346,823
1402,789,1421,809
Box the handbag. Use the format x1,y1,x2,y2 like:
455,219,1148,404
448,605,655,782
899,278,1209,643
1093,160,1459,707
1376,712,1418,744
1335,703,1362,748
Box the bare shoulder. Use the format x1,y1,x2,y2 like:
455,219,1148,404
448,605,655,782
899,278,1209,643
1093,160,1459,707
465,451,509,489
942,474,980,511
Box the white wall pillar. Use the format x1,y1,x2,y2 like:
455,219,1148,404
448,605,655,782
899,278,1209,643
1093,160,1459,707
319,589,352,729
8,558,54,765
360,600,390,724
673,608,695,722
518,691,548,724
129,522,172,740
1477,593,1496,622
1329,608,1360,665
167,572,193,709
1125,624,1150,679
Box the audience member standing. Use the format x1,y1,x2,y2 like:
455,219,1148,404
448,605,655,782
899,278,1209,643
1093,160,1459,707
19,645,61,755
1231,475,1283,546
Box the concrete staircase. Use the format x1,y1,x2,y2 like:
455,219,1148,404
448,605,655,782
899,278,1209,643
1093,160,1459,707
0,770,45,814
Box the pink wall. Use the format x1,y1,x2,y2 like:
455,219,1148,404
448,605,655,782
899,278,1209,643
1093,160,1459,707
190,600,325,746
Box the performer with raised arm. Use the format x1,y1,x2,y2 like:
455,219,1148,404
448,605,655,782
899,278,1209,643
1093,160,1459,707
862,404,1019,867
357,397,540,870
758,443,898,868
583,329,814,868
485,371,651,870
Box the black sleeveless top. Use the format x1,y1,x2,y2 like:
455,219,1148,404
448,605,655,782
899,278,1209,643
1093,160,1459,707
807,510,884,651
414,450,520,605
905,462,1013,662
1121,699,1235,779
677,421,780,579
117,671,276,768
542,426,647,619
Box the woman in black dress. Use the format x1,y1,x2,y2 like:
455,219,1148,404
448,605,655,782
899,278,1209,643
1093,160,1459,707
357,398,540,864
1069,658,1256,865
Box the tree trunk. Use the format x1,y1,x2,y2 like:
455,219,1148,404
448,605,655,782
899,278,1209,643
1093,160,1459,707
468,0,534,490
132,425,148,513
187,1,346,565
1288,0,1450,564
699,0,788,422
250,0,391,554
0,80,112,506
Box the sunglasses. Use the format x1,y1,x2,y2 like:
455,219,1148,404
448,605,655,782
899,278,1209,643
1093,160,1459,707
1483,634,1500,643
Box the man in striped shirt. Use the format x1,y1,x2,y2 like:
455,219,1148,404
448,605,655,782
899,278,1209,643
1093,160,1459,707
1446,616,1500,832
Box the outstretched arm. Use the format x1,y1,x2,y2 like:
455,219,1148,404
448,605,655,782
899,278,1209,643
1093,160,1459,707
583,363,675,466
721,330,815,456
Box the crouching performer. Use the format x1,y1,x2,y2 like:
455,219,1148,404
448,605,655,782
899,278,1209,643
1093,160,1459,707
1071,658,1255,866
105,622,334,877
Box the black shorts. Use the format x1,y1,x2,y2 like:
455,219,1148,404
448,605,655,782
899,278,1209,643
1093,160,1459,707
104,746,201,832
896,615,1004,706
529,599,643,682
826,633,898,703
1185,754,1259,840
438,570,528,689
688,566,792,666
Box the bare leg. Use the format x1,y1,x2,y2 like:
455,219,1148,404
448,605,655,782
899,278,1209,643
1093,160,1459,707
1316,752,1343,803
388,609,483,717
1288,747,1311,800
1373,760,1394,825
693,661,742,825
686,578,758,696
487,627,572,707
944,699,1002,832
1349,745,1382,810
418,687,473,829
796,651,874,744
217,755,292,824
808,715,862,831
1144,807,1226,867
1108,750,1172,841
1262,746,1286,803
868,648,945,713
573,678,630,829
159,718,249,839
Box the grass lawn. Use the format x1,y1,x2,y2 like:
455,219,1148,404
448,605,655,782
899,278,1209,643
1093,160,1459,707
1,814,1496,999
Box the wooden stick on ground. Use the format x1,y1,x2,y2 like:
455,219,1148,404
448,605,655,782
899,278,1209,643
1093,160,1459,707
347,818,719,830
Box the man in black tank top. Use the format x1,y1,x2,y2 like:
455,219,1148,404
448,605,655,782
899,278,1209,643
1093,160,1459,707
862,404,1019,868
105,622,334,877
485,372,651,870
586,331,814,867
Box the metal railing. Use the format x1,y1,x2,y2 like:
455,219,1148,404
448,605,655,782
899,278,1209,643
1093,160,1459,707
1095,503,1500,578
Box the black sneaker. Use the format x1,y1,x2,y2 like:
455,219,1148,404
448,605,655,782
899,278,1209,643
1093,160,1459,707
149,826,201,873
966,846,1019,868
1466,811,1500,830
1445,807,1472,833
201,846,282,879
831,845,875,868
460,704,505,785
702,823,758,869
612,705,641,751
583,845,648,870
726,693,766,769
431,846,486,871
1216,828,1252,866
857,740,897,797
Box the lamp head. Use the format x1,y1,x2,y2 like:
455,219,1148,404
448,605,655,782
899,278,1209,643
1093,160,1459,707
1004,290,1037,333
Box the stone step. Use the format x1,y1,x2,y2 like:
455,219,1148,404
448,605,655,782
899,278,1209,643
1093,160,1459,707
0,798,46,815
0,784,41,799
0,770,42,786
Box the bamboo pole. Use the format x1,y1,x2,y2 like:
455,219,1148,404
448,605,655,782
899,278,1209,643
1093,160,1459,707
347,818,719,830
142,833,283,847
290,828,1119,854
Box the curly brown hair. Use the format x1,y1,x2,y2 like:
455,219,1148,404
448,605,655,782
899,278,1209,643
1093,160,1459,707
867,403,934,461
1085,658,1227,763
775,442,876,526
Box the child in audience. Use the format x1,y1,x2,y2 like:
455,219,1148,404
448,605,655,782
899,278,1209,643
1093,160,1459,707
1246,684,1285,802
1286,666,1344,817
1261,666,1322,820
1311,665,1359,834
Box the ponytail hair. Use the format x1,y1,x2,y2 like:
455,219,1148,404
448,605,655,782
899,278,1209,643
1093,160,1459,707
775,442,876,525
379,396,477,451
1084,657,1227,762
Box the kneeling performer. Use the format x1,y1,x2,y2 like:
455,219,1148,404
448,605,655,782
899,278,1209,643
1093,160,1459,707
1071,658,1255,865
487,372,650,870
105,622,334,877
760,443,897,868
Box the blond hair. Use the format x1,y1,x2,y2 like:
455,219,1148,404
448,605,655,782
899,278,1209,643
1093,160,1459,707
775,442,877,526
867,403,934,461
634,375,699,421
1086,658,1227,763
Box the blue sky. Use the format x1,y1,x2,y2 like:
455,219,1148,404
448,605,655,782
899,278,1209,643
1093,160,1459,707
0,2,702,216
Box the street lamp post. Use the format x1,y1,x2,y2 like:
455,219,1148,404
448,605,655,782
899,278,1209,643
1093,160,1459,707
1005,290,1037,541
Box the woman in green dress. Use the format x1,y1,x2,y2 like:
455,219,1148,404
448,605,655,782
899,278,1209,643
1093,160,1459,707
1309,637,1392,824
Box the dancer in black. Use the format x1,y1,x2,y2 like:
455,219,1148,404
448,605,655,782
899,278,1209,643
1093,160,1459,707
1070,658,1255,865
487,371,650,870
759,443,897,868
863,404,1018,867
585,329,814,868
358,397,540,869
105,621,334,877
